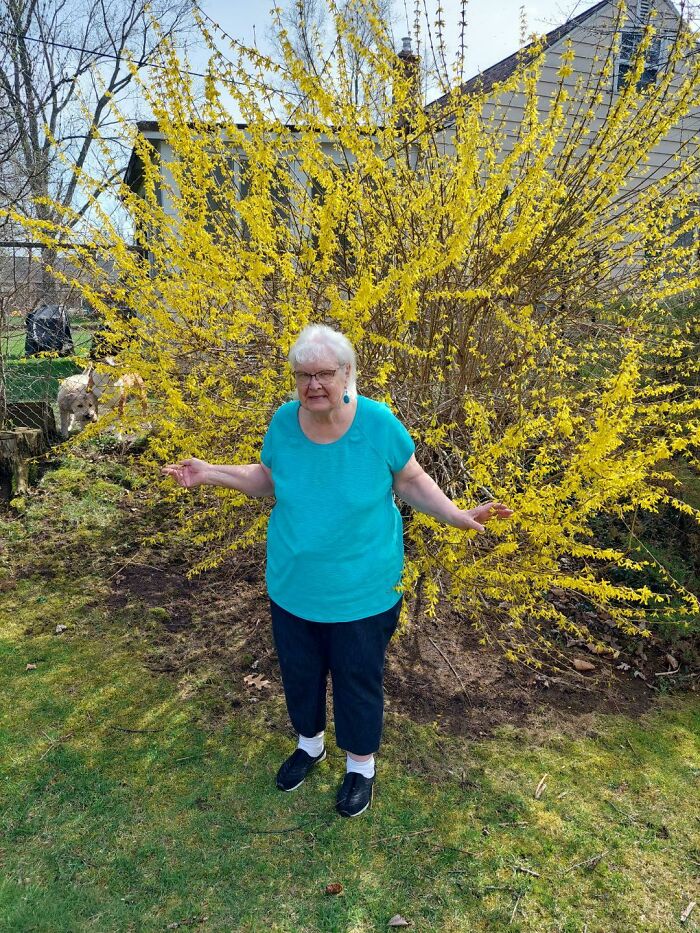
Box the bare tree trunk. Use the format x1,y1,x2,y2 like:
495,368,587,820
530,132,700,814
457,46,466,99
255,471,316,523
0,0,194,237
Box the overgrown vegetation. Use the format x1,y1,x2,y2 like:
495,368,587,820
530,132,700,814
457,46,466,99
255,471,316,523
1,453,698,932
8,0,700,669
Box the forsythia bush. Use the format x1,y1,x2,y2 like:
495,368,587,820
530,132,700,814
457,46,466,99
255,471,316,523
15,0,700,665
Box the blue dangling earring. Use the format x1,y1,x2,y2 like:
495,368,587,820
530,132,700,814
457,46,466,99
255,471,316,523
343,387,350,404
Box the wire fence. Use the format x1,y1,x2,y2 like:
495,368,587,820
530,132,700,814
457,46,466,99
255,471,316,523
0,245,97,439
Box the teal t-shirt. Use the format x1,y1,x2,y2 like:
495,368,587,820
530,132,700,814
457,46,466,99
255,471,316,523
260,395,415,622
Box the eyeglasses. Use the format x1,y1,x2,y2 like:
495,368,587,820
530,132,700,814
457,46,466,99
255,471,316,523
293,368,343,385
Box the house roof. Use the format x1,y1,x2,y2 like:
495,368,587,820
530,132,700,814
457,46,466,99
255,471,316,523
122,119,383,191
123,119,258,190
426,0,612,121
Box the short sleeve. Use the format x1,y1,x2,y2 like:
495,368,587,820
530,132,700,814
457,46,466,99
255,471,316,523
260,430,272,468
362,400,415,473
386,411,415,473
260,404,286,468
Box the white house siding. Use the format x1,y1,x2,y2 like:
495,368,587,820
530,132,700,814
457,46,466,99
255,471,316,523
432,0,698,202
126,124,396,240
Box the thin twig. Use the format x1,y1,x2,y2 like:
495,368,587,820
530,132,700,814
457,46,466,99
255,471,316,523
426,635,467,694
562,850,608,875
373,827,433,844
234,820,330,835
510,894,522,924
107,555,172,581
39,730,75,760
108,725,165,734
106,553,141,581
605,800,637,823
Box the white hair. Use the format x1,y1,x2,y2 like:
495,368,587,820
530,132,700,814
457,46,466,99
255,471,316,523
288,324,357,398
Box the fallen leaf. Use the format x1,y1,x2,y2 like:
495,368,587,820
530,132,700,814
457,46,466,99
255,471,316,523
666,653,679,669
25,663,37,671
243,674,270,690
585,643,608,655
55,624,67,635
573,658,595,673
534,774,548,800
388,916,410,927
616,662,631,671
324,883,343,896
681,901,696,923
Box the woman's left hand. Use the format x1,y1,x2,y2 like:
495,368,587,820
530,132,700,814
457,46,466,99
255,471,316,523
456,502,515,533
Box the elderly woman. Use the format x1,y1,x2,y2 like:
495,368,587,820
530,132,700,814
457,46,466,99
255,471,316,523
163,324,512,818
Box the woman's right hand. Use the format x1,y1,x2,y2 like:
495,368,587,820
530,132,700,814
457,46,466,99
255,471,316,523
161,457,211,488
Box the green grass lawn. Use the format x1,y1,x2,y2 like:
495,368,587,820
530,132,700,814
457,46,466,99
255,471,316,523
4,327,93,403
1,457,699,932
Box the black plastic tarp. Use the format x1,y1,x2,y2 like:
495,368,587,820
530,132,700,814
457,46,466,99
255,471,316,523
24,305,74,356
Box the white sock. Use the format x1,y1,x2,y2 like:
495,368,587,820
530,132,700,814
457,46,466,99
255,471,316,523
346,753,375,778
297,732,324,757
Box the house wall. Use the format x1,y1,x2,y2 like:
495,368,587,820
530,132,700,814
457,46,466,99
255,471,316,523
437,0,699,194
134,131,374,224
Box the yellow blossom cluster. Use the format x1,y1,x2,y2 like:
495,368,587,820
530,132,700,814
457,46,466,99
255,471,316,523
11,0,700,666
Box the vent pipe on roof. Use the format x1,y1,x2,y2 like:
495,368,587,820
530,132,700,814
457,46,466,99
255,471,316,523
394,37,420,130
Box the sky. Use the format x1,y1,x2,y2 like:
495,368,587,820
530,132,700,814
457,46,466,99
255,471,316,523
194,0,623,82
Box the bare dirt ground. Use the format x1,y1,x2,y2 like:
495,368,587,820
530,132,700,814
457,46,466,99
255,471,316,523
107,543,685,741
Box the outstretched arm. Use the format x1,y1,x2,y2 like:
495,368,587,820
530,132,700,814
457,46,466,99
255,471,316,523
392,455,512,531
162,457,275,498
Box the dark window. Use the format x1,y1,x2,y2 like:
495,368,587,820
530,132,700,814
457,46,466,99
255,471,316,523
307,170,354,271
616,30,667,92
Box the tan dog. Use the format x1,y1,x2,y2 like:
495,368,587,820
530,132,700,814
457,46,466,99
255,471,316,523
57,358,147,436
109,372,148,418
57,373,99,436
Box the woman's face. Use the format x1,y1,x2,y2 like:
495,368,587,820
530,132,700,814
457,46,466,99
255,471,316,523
294,350,350,414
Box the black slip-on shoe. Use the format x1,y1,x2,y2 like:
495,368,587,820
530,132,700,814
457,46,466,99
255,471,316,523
276,748,327,791
335,771,374,817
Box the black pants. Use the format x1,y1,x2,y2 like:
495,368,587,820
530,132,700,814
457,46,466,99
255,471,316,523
270,598,401,756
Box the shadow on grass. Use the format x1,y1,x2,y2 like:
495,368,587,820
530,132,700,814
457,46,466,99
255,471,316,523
1,454,699,932
1,581,699,932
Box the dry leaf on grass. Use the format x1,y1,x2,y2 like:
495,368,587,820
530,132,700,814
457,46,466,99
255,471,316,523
388,916,410,927
324,883,343,896
243,674,270,690
681,901,696,923
25,663,37,671
573,658,595,673
534,774,548,799
55,624,67,635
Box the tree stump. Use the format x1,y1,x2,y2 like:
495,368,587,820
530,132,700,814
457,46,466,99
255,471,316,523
4,400,58,442
0,428,46,499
